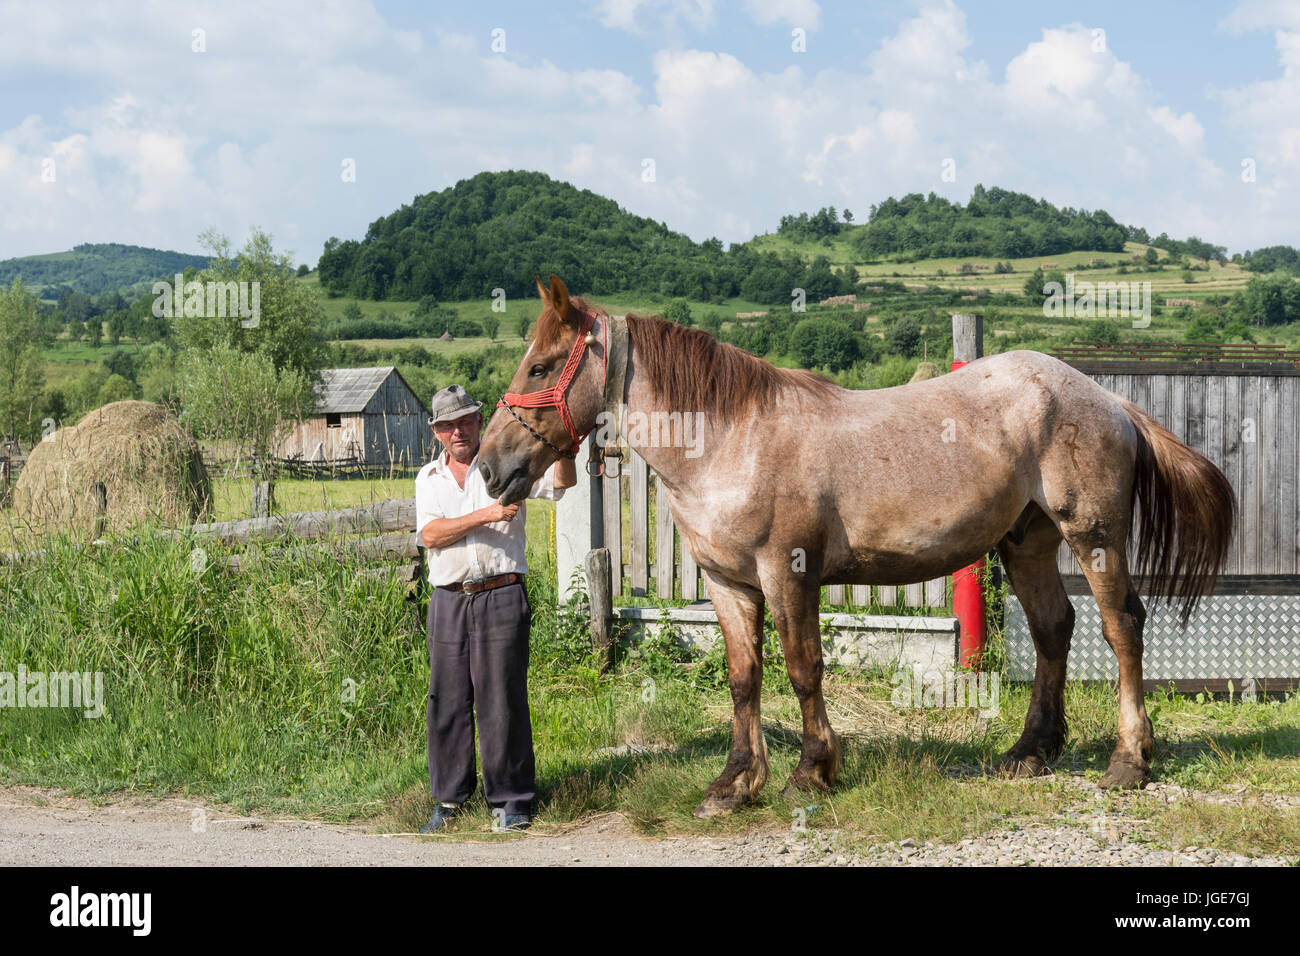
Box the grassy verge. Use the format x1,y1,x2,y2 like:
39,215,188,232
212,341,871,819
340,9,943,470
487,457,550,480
1,527,1297,858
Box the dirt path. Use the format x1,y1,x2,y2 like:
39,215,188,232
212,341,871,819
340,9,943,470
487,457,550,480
0,783,1293,866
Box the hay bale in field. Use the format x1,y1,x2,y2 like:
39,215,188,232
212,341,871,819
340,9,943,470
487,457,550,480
12,400,211,534
909,361,942,382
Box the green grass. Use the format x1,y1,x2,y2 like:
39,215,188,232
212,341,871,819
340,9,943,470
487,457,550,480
1,525,1297,859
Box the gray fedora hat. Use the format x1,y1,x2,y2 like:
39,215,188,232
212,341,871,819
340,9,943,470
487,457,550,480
428,384,483,425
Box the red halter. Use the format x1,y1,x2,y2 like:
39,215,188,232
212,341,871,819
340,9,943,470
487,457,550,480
496,310,608,456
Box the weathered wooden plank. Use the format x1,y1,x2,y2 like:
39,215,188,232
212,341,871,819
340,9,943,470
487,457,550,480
1279,378,1298,574
924,576,947,607
1222,375,1243,575
1260,376,1280,573
850,584,870,607
221,532,419,573
680,531,699,601
629,452,649,596
903,582,924,607
877,585,897,608
1150,373,1170,427
602,466,622,597
1242,375,1261,575
827,584,846,606
655,477,674,599
1169,374,1187,451
164,498,418,545
1130,372,1151,417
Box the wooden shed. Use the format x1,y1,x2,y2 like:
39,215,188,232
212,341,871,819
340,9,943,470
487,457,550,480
276,367,434,470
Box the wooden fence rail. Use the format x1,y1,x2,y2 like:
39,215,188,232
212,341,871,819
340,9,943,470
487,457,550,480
161,498,417,545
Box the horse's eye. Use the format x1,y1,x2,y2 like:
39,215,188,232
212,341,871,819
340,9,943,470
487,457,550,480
529,364,547,377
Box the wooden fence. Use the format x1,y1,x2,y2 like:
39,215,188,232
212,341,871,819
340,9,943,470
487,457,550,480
1059,360,1300,579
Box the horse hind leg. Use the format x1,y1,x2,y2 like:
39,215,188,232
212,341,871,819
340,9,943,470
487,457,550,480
1062,524,1153,789
996,508,1074,777
694,570,770,818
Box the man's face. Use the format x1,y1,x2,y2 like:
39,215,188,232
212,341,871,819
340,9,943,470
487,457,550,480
434,412,482,461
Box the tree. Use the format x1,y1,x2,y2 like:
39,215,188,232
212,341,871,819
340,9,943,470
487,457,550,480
886,316,922,356
515,315,531,341
482,314,500,341
179,344,313,469
1083,319,1121,343
175,227,329,381
1144,247,1159,266
296,264,310,277
98,373,135,404
842,209,854,224
791,317,859,371
0,279,46,441
663,299,693,326
1023,267,1046,299
343,302,364,323
176,228,327,483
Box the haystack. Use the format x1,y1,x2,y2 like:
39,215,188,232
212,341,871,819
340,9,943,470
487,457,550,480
12,400,211,534
909,361,942,382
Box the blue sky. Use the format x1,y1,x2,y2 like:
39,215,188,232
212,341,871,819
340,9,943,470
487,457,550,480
0,0,1297,263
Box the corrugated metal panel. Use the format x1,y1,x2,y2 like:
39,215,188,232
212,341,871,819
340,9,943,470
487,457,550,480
1005,593,1300,681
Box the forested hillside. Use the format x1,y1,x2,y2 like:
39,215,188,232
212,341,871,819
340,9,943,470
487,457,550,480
0,243,210,296
315,170,859,305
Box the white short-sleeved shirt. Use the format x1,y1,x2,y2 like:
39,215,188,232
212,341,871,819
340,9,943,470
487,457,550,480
415,449,565,587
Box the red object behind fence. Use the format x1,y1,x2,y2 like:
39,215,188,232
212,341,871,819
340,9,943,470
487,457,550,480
949,358,987,667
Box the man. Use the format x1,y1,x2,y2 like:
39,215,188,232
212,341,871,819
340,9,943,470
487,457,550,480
416,384,576,833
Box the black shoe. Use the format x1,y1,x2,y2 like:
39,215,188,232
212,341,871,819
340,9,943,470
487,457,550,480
420,804,459,834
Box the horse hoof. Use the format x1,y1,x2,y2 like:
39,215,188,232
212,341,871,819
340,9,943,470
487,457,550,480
1098,760,1149,790
994,753,1049,778
779,775,830,799
693,794,744,819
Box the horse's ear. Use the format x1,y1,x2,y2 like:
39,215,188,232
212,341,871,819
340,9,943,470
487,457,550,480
535,275,548,304
548,274,571,319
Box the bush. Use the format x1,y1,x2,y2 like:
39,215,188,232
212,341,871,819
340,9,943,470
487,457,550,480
886,316,922,356
791,317,860,371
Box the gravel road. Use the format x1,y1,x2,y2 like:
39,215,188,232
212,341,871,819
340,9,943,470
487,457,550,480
0,779,1294,866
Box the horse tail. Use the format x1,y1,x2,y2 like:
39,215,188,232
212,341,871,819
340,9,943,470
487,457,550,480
1120,398,1235,626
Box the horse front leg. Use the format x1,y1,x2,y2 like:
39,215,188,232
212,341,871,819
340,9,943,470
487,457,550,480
694,570,770,818
769,582,840,796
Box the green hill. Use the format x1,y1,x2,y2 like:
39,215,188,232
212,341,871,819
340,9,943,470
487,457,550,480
316,173,1268,308
0,242,210,298
317,169,749,303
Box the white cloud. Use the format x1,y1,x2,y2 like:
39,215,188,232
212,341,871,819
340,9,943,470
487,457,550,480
744,0,820,30
0,0,1294,265
591,0,716,35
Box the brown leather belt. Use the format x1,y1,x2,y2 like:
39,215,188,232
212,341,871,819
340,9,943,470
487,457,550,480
438,572,523,594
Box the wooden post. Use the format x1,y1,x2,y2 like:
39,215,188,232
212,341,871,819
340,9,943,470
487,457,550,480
556,434,603,603
951,312,986,667
952,313,984,365
584,547,614,671
91,481,107,539
252,481,273,519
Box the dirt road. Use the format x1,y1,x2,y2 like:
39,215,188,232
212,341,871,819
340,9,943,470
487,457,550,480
0,784,1291,866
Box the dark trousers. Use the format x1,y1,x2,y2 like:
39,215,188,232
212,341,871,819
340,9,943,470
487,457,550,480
426,581,535,815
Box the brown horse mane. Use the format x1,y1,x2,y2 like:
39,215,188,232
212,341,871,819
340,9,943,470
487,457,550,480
533,295,841,419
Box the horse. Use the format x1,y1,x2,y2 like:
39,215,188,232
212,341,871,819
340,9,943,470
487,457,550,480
479,275,1235,818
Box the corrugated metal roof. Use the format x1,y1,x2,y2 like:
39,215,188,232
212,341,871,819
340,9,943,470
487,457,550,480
315,366,400,414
